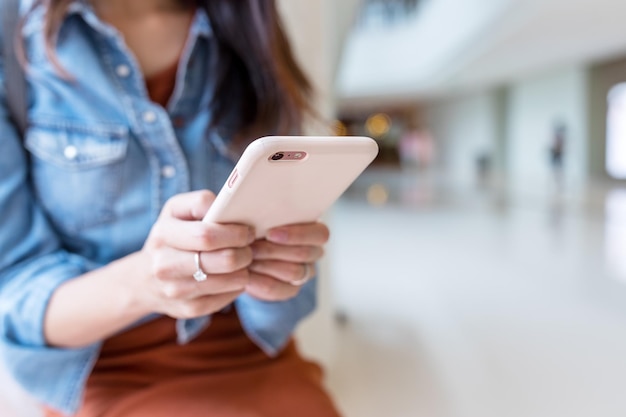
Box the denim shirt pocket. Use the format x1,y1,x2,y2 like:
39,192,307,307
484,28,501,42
25,120,130,233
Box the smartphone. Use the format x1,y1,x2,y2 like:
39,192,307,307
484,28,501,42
202,136,379,238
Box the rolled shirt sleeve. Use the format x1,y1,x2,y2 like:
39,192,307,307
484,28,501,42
0,55,101,414
235,278,317,356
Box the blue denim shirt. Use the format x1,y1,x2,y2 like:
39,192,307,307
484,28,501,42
0,2,316,414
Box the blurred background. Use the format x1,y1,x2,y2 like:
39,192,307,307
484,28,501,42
278,1,626,416
3,1,626,416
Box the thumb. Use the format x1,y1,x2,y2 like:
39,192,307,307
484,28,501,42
163,190,216,221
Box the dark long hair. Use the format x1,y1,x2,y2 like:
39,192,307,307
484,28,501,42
29,0,314,144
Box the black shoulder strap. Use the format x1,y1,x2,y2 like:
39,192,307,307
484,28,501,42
1,0,28,137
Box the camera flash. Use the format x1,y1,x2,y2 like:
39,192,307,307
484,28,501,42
294,153,302,158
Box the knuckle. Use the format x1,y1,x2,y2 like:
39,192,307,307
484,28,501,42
180,302,204,319
234,226,250,246
260,277,281,296
195,190,215,210
216,247,252,272
161,197,175,212
220,249,240,270
196,225,217,248
162,194,183,213
151,254,173,281
161,283,183,299
255,283,272,299
149,226,167,248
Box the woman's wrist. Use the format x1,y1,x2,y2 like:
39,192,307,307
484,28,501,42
109,251,157,321
43,251,156,348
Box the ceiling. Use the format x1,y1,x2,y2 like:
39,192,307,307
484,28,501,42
336,0,626,107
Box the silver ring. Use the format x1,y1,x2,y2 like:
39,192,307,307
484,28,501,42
291,263,312,287
193,252,207,282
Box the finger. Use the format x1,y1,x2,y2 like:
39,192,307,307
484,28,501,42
245,272,300,302
251,240,324,263
194,270,249,297
162,190,216,221
266,222,330,246
153,246,253,277
155,264,249,300
173,291,243,319
199,247,254,275
248,260,315,285
152,218,254,251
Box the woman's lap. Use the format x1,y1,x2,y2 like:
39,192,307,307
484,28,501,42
45,309,341,417
87,355,338,417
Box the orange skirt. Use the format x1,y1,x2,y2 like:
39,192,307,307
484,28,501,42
45,308,341,417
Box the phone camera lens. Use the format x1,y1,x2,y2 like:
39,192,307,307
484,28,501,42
271,153,284,161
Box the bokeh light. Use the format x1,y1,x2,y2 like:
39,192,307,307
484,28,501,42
366,183,389,206
365,113,391,137
334,120,348,136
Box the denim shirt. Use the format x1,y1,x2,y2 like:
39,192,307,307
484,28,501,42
0,2,316,414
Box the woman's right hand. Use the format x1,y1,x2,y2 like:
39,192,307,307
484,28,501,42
139,190,255,319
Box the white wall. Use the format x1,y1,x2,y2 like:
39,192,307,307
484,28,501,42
278,0,335,121
337,0,515,98
424,67,589,192
506,67,588,192
426,92,499,186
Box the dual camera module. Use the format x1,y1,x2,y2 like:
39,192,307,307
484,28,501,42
269,152,306,161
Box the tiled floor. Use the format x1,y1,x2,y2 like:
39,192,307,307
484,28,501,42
4,168,626,417
320,168,626,417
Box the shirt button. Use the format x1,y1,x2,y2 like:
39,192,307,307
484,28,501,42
64,145,78,160
161,165,176,178
116,64,131,78
143,111,157,123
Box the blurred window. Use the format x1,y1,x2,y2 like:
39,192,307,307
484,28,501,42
605,189,626,282
606,83,626,179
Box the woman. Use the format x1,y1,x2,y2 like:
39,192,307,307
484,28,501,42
0,0,341,416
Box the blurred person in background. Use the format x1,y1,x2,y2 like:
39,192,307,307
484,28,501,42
549,121,567,189
399,126,435,171
475,150,492,188
0,1,342,416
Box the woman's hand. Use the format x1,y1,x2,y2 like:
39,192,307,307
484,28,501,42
44,190,255,348
140,190,255,319
246,223,330,301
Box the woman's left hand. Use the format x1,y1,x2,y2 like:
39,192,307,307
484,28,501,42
246,222,330,301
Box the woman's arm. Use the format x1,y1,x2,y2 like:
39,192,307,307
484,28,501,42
42,252,153,348
43,191,255,348
43,195,332,349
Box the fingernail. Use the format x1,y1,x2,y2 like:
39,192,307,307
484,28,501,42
268,229,288,243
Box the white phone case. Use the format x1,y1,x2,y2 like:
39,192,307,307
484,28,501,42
203,136,379,238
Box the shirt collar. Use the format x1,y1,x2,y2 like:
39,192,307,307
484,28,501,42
190,6,213,39
63,1,213,40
